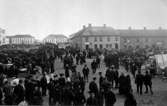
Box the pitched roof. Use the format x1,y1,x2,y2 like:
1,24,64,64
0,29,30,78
45,34,67,39
117,29,167,37
9,35,34,38
71,26,120,38
71,25,167,38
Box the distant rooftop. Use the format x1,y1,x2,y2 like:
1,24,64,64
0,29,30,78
70,24,120,38
70,24,167,38
117,29,167,37
8,34,35,38
45,34,67,39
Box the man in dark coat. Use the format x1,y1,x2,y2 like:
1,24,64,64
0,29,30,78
86,91,98,106
124,93,137,106
91,60,97,74
73,89,86,106
82,64,89,82
59,73,66,104
135,70,144,95
32,85,43,105
104,87,116,106
3,81,13,105
97,89,104,106
89,77,98,97
131,63,137,78
76,55,80,65
65,64,69,78
62,85,74,106
114,68,119,88
144,71,153,94
105,66,115,88
0,87,3,105
48,78,55,105
118,73,127,94
59,73,66,87
40,74,47,96
96,56,101,68
13,79,25,104
53,75,60,104
24,78,34,104
99,72,104,91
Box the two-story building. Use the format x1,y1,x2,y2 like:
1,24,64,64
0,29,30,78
118,27,167,49
8,34,36,45
43,34,68,44
70,24,121,50
70,25,167,50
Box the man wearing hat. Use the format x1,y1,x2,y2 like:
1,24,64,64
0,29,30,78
13,79,25,104
82,64,90,82
104,87,116,106
59,73,65,87
86,91,98,106
99,72,104,91
58,73,66,104
89,77,98,97
40,74,47,96
52,74,60,104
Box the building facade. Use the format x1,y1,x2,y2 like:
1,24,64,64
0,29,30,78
70,24,121,50
70,25,167,50
8,35,36,45
119,27,167,50
0,28,7,45
43,34,68,44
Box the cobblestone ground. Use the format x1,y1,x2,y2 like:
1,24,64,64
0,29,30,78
42,59,167,106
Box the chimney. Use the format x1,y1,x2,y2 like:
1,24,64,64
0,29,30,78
144,27,146,30
128,27,132,30
83,25,86,29
88,23,92,27
103,24,106,27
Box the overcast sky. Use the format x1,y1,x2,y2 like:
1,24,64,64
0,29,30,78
0,0,167,40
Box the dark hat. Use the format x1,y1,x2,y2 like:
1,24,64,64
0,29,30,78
88,90,94,94
60,73,64,76
99,72,102,75
19,79,23,84
54,74,58,78
93,77,96,80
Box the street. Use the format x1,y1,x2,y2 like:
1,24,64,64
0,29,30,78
42,58,167,106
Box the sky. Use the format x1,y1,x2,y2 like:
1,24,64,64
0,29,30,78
0,0,167,40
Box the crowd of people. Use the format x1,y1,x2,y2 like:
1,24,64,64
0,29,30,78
0,44,160,106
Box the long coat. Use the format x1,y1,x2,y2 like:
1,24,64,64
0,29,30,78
104,90,116,106
13,84,25,104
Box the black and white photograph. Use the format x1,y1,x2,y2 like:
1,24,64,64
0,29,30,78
0,0,167,106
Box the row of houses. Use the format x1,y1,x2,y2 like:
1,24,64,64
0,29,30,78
70,24,167,50
0,31,68,46
1,24,167,50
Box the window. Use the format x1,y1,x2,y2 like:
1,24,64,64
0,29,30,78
99,37,103,42
106,44,109,48
110,44,112,48
115,43,118,49
100,44,103,49
94,44,97,49
115,37,118,41
107,37,110,42
94,37,97,42
85,37,89,42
